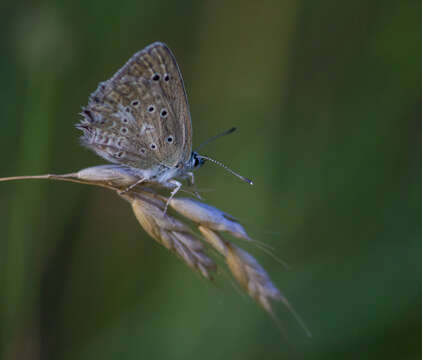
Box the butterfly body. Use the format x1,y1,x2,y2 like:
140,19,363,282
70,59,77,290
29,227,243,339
76,42,200,191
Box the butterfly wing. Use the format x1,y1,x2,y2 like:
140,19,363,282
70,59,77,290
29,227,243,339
77,42,192,172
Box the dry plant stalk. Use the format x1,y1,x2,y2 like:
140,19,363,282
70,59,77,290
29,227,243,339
0,165,311,336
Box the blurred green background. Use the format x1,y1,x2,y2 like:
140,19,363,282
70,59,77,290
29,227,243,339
1,1,421,359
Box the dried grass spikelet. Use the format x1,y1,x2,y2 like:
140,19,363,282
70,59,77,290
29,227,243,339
0,165,310,336
125,191,216,279
169,197,251,240
198,226,311,337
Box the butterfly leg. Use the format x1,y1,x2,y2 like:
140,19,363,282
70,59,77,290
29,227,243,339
163,179,182,214
118,177,146,195
186,172,203,200
187,172,195,186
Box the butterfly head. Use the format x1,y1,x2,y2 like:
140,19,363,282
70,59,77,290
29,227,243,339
190,152,206,170
171,152,204,180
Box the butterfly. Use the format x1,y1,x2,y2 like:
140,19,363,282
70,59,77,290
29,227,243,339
76,42,251,208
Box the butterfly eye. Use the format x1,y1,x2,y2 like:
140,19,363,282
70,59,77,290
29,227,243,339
166,136,174,143
147,105,155,113
163,74,170,82
115,151,124,158
160,109,168,118
150,143,157,150
152,73,160,81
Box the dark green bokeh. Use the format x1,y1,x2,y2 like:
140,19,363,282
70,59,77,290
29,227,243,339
1,1,421,359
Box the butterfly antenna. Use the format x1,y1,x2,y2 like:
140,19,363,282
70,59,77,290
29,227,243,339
195,127,237,152
199,155,254,185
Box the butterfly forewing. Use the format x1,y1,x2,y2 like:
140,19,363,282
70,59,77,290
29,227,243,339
77,42,192,172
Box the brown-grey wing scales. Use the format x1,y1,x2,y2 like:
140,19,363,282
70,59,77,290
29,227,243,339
76,42,192,171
